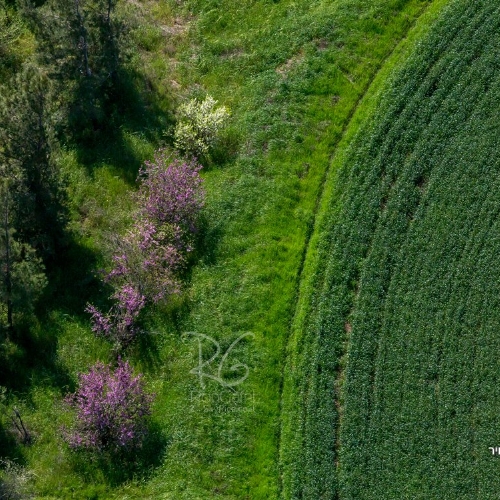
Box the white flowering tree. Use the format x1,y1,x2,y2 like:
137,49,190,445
174,95,230,159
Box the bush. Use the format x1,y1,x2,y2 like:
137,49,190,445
138,151,205,240
0,460,34,500
173,95,230,159
85,285,147,349
87,152,204,348
64,360,155,452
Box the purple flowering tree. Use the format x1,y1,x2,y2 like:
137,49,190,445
87,151,204,348
85,285,146,348
64,360,155,452
106,222,184,304
132,151,204,287
138,152,205,239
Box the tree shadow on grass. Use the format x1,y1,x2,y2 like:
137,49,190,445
202,125,242,172
0,233,105,393
0,320,77,401
0,425,26,467
71,66,174,185
70,421,168,488
197,215,224,269
127,293,193,374
126,327,163,374
43,228,105,315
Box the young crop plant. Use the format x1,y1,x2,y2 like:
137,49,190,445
173,95,230,160
64,359,154,452
293,1,500,498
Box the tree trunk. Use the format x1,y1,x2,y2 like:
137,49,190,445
3,191,13,335
106,0,112,25
75,0,91,77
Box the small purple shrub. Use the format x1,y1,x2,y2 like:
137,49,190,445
113,285,146,325
86,304,112,338
107,225,184,303
65,360,155,452
138,151,205,236
85,285,145,348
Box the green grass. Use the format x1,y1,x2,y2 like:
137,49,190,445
295,0,500,498
1,0,449,498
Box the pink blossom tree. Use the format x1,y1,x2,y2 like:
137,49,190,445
64,359,155,452
85,285,146,348
87,151,204,348
138,152,204,239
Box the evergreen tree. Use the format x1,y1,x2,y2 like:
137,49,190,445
0,181,47,334
21,0,124,134
0,64,67,261
0,0,23,76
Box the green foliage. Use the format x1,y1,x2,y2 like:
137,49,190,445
24,0,122,80
0,185,47,331
293,1,500,498
0,65,66,262
0,3,21,49
0,459,35,500
0,0,449,497
173,95,230,160
8,241,47,316
131,24,163,52
0,1,22,70
22,0,125,136
0,0,36,80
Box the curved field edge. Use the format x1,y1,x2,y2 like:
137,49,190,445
338,1,500,497
278,0,450,498
281,0,500,498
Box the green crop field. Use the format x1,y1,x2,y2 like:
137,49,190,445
1,0,438,497
286,0,500,498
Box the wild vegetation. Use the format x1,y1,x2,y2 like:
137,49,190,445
3,0,493,498
64,359,155,452
86,152,205,351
